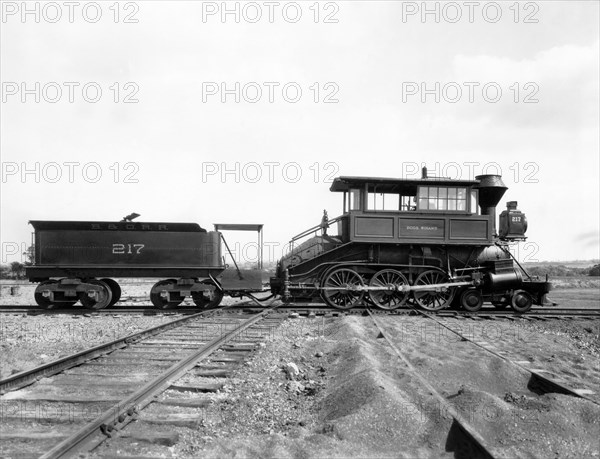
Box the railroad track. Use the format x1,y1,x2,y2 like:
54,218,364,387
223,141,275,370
410,308,600,406
0,301,284,458
0,305,205,315
1,303,598,319
366,308,600,458
366,309,498,458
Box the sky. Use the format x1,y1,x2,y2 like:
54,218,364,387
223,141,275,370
1,0,599,264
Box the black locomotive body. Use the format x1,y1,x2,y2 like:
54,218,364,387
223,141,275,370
26,220,262,309
269,173,551,312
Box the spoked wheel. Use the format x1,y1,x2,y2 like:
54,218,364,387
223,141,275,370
150,279,183,309
34,280,58,309
368,269,409,310
413,270,456,311
511,290,533,313
79,279,113,309
192,280,224,308
460,288,483,312
101,278,122,307
321,268,365,309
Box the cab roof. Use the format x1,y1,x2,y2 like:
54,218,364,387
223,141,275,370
330,176,480,193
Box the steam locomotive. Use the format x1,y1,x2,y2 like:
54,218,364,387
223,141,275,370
269,172,551,312
26,171,551,312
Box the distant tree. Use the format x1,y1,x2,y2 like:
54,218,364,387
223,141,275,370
23,245,35,266
589,264,600,277
9,261,25,279
0,265,10,279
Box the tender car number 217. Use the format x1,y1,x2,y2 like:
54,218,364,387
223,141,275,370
112,243,145,254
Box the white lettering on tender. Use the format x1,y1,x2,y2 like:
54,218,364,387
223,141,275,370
112,243,144,254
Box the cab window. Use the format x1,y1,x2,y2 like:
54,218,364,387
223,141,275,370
367,192,400,211
418,186,467,211
470,189,479,214
349,189,361,210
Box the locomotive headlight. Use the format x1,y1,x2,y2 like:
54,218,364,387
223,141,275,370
499,201,528,241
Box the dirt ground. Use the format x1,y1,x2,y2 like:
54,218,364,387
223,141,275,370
89,314,599,458
1,281,599,457
0,313,181,379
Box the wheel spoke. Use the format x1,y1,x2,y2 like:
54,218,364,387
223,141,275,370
368,269,408,310
322,268,364,309
413,270,455,311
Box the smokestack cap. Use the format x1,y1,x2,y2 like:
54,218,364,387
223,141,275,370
475,174,508,209
475,174,506,188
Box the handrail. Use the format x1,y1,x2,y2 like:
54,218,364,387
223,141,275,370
287,216,343,257
495,242,533,281
289,216,343,244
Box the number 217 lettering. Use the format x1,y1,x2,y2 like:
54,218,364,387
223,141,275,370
113,243,144,254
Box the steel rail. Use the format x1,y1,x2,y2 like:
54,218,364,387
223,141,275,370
366,309,500,459
0,303,250,394
410,308,599,406
228,304,600,318
0,306,205,315
0,304,597,319
39,305,279,459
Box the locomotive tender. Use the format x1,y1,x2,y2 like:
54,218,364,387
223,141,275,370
26,171,550,313
26,220,263,309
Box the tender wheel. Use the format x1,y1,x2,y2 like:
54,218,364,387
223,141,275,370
413,270,455,311
34,280,58,309
150,279,183,309
511,290,533,313
101,278,122,307
79,279,113,309
460,288,483,312
368,269,409,310
321,268,365,309
192,280,224,308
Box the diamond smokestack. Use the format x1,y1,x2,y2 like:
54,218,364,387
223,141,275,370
475,175,507,235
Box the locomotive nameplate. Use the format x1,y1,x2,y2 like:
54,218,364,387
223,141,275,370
354,216,395,238
399,218,444,238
